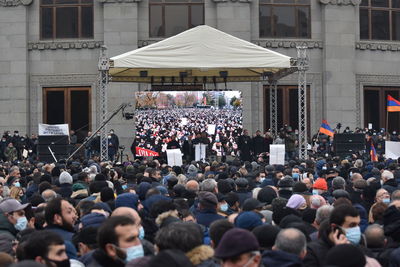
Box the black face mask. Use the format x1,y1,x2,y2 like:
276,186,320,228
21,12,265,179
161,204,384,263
46,258,70,267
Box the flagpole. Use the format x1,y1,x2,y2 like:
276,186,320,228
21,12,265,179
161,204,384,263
386,109,389,133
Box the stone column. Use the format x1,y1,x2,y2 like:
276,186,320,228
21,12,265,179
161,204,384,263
320,0,361,129
0,0,32,134
101,0,141,157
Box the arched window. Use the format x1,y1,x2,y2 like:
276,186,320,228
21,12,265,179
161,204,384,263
40,0,94,39
149,0,204,38
259,0,311,38
360,0,400,41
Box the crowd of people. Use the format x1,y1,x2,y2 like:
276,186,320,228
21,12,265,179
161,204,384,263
0,125,399,266
134,107,243,159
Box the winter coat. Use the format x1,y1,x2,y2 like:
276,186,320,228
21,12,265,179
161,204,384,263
303,239,332,267
186,245,219,267
195,208,224,228
262,250,304,267
88,249,125,267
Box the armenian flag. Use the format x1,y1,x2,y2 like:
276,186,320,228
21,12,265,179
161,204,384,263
370,143,378,162
319,120,334,137
387,95,400,112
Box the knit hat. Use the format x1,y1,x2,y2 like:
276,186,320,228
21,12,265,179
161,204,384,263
80,213,106,229
59,171,73,184
313,178,328,191
234,211,263,231
257,187,277,205
286,194,306,210
278,177,294,189
115,193,139,210
242,198,265,211
72,183,86,192
215,228,259,259
198,192,218,207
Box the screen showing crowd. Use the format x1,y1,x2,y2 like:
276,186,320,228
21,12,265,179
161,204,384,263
134,91,243,157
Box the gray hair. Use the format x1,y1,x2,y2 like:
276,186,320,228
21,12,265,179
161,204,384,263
392,190,400,201
315,205,334,224
332,177,346,190
200,178,217,192
364,224,386,248
274,228,306,256
42,189,57,202
382,170,394,180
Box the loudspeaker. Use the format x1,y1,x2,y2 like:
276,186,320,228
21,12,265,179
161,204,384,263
38,145,72,155
38,136,69,145
334,133,365,157
334,133,364,144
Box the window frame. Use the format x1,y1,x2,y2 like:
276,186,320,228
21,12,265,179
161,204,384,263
360,0,400,41
40,0,94,40
259,0,311,39
148,0,205,38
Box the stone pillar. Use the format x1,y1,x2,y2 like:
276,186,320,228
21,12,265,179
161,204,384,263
320,0,361,129
0,0,32,134
101,0,141,158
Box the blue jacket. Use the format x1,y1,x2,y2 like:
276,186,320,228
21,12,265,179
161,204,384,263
46,225,77,259
195,208,224,228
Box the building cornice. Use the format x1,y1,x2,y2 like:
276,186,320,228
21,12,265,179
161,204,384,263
0,0,32,7
99,0,141,3
356,41,400,52
254,39,323,49
212,0,251,3
138,39,323,49
319,0,361,5
28,40,103,51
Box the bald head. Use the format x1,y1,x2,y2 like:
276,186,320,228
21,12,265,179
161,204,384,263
186,180,200,192
41,189,57,202
111,207,141,226
351,173,363,183
365,224,386,248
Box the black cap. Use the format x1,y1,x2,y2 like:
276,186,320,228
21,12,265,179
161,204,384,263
242,198,265,211
278,177,294,188
235,178,249,188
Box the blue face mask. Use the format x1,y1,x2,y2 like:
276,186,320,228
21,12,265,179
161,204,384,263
125,244,144,262
14,216,28,231
292,173,300,180
220,203,229,212
312,189,319,195
13,182,21,188
383,198,391,204
259,177,265,183
345,226,361,244
138,226,145,240
122,184,127,190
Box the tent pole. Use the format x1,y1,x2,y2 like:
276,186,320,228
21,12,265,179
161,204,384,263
98,46,110,161
297,46,309,160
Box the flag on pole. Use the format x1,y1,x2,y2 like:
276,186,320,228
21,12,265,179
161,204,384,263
387,95,400,112
370,143,378,162
319,120,334,137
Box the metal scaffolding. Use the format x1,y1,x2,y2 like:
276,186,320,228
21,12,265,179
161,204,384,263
269,80,278,138
98,46,109,161
297,46,309,160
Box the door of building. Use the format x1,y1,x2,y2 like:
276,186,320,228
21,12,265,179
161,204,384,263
43,87,91,142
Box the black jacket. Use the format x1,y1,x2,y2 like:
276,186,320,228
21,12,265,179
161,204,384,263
88,249,125,267
263,250,303,267
303,239,333,267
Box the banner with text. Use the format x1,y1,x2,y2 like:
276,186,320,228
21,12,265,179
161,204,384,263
135,147,159,157
385,141,400,159
38,124,69,136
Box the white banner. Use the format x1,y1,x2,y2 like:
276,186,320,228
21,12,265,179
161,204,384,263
269,144,285,165
385,141,400,159
167,149,183,167
207,124,216,135
38,124,69,136
194,144,207,161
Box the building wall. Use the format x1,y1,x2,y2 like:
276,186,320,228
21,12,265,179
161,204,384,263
1,0,400,157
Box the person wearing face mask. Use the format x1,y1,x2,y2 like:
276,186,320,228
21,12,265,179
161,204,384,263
304,204,362,266
291,166,302,182
0,198,30,237
89,216,144,267
23,230,71,267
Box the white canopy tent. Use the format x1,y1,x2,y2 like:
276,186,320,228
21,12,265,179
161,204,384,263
109,25,296,83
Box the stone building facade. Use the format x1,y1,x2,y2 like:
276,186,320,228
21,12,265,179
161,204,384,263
1,0,400,155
